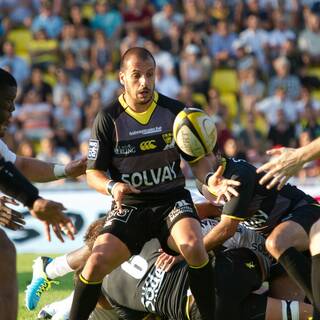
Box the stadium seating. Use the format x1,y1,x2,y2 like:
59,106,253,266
210,69,239,93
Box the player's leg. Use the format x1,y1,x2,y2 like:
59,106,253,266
310,218,320,314
266,211,313,304
0,229,17,320
242,294,313,320
26,217,106,310
25,245,90,310
69,232,130,320
168,216,214,320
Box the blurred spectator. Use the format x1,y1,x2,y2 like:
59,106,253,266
296,86,320,114
256,86,299,125
90,0,123,40
53,68,86,107
268,56,301,100
28,29,59,70
208,20,237,67
16,138,36,157
54,92,81,136
204,88,229,125
20,67,52,103
31,0,64,38
183,0,208,30
122,0,154,38
152,3,183,37
299,5,320,65
15,90,52,140
9,0,34,27
209,0,232,25
120,27,146,55
63,50,84,80
155,66,181,99
238,112,267,165
297,131,320,179
0,41,30,85
90,29,113,70
145,40,175,75
280,39,305,76
180,44,209,94
268,12,296,57
177,85,201,109
60,23,78,54
68,4,90,29
223,137,247,160
267,109,296,148
37,135,71,165
297,104,320,139
240,67,265,112
87,68,119,106
238,14,269,72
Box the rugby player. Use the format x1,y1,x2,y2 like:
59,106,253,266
0,67,85,319
196,152,320,319
69,47,239,320
256,140,320,315
33,215,313,320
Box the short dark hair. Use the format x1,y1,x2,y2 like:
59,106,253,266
120,47,156,70
0,68,17,88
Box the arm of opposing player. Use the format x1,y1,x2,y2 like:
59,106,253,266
14,156,87,182
203,214,239,251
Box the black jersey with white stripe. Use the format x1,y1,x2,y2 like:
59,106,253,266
87,92,187,204
198,158,316,235
102,218,271,320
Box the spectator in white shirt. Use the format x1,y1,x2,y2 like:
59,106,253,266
155,66,181,99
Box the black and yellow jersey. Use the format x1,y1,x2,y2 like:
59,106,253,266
87,92,186,204
197,158,316,235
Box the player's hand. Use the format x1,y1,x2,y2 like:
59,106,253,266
65,157,87,178
207,166,240,203
0,196,25,230
112,182,140,212
30,198,76,242
257,147,303,190
155,250,183,272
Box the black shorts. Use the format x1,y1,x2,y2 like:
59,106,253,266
100,191,200,255
281,203,320,235
190,248,262,320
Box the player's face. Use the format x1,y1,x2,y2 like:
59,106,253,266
120,56,155,107
0,85,17,137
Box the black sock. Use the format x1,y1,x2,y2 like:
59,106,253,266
69,274,102,320
278,247,313,304
188,259,215,320
312,254,320,317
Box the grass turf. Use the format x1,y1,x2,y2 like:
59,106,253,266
18,254,73,320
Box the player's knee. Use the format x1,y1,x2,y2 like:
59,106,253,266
266,235,287,258
310,220,320,255
310,219,320,239
87,251,119,276
179,238,207,264
0,230,15,261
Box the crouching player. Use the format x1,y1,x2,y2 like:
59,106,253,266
27,213,313,319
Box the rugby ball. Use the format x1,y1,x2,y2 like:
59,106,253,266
173,108,217,162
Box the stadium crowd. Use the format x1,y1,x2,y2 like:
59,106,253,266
1,0,320,180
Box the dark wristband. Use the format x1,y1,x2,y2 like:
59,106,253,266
0,157,40,208
205,172,214,185
106,180,117,196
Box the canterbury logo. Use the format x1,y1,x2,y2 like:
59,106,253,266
245,261,256,269
140,140,157,151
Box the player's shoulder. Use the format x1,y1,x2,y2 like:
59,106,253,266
157,92,186,115
98,97,123,119
225,158,257,180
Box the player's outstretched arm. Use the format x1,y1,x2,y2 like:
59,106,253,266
190,154,240,203
257,137,320,190
14,156,87,182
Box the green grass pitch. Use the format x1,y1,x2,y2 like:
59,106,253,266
18,254,73,320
